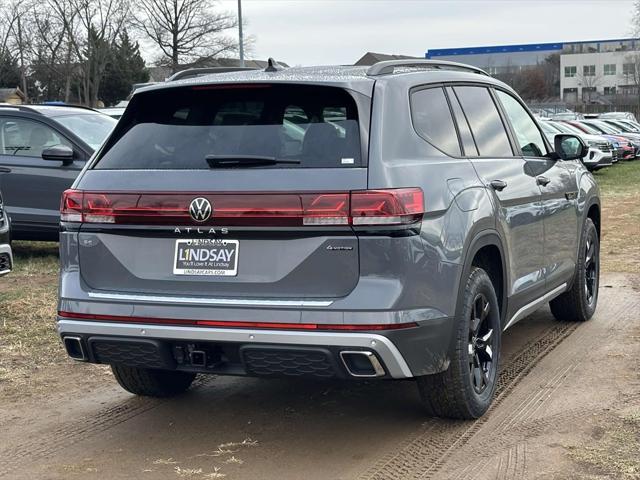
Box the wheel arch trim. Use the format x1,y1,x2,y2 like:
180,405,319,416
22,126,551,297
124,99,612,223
458,229,508,323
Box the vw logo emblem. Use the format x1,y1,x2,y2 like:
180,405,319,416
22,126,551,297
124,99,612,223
189,197,212,222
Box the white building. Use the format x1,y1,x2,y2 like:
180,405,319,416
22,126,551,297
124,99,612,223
427,38,640,104
560,49,640,103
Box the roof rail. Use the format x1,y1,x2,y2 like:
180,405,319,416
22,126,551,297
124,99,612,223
366,59,489,77
39,103,99,112
0,104,41,114
0,103,99,114
166,67,257,82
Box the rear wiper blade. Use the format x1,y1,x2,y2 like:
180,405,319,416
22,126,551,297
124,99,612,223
205,155,301,168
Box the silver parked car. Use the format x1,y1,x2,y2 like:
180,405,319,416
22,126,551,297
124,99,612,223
57,60,601,419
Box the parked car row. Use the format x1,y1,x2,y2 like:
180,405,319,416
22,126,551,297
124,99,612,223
532,109,638,123
537,117,640,171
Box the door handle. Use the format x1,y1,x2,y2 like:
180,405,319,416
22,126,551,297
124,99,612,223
0,167,10,173
489,179,507,191
536,175,551,187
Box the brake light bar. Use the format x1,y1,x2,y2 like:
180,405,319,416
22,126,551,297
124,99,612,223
60,188,424,227
58,311,418,331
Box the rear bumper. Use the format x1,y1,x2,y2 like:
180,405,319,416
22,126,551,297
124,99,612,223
57,315,455,379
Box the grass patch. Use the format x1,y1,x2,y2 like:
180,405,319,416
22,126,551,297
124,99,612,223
593,161,640,274
592,160,640,197
0,241,61,397
10,240,59,276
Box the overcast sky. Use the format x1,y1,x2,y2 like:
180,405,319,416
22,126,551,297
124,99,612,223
217,0,637,66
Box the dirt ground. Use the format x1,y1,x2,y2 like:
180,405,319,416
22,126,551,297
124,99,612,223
0,162,639,479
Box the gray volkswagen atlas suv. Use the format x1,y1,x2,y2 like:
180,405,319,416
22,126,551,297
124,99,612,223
57,60,600,419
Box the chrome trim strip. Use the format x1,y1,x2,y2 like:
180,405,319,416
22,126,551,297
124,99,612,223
57,320,414,378
86,291,333,308
503,283,567,331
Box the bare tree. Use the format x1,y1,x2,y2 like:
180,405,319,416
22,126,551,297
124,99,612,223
621,52,640,109
133,0,238,72
3,0,35,101
50,0,130,106
576,69,603,104
30,2,78,102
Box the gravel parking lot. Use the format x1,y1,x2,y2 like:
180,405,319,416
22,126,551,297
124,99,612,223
0,162,639,479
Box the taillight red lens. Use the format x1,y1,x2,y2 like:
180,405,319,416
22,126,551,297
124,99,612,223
351,188,424,225
60,189,83,222
302,193,349,225
60,188,423,227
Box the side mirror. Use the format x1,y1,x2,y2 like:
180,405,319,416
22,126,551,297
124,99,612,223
42,145,74,164
554,134,588,161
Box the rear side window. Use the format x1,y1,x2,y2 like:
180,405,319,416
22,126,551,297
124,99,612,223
454,86,513,157
496,91,547,157
95,84,362,169
410,87,460,156
446,87,479,156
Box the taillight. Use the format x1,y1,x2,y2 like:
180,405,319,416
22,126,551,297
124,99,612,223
60,189,83,222
60,188,423,227
351,188,424,225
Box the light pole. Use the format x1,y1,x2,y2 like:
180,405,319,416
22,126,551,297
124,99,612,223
238,0,245,67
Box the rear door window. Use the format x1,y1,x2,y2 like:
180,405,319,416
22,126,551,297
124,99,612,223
410,86,460,156
94,84,362,169
453,86,513,157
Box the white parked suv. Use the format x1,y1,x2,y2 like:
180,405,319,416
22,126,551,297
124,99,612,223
541,121,613,170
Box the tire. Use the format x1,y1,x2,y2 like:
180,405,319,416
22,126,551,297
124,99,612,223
111,365,196,397
550,217,599,322
416,267,501,419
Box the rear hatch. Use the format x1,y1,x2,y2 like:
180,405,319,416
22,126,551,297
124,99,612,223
68,83,373,299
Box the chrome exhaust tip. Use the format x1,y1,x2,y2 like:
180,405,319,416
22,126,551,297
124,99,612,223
340,351,385,377
63,336,86,361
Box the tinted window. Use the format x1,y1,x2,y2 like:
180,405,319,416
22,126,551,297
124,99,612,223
496,91,547,157
454,86,513,157
447,87,478,156
410,87,460,156
0,118,72,158
53,113,116,150
95,85,361,169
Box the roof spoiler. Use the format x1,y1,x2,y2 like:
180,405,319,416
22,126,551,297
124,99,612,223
366,59,489,77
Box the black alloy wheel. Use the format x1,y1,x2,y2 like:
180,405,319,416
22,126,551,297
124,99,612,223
468,293,497,395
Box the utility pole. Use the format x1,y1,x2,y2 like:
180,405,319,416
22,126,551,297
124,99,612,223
238,0,245,67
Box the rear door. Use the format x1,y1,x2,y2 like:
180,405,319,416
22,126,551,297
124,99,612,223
72,84,370,299
450,85,546,306
0,115,85,234
494,90,578,290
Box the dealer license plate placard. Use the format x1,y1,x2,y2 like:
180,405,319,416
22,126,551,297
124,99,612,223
173,239,239,276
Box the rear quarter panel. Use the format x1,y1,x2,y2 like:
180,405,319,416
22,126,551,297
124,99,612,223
366,76,499,319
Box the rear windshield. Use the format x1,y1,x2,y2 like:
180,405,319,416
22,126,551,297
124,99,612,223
94,84,362,169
